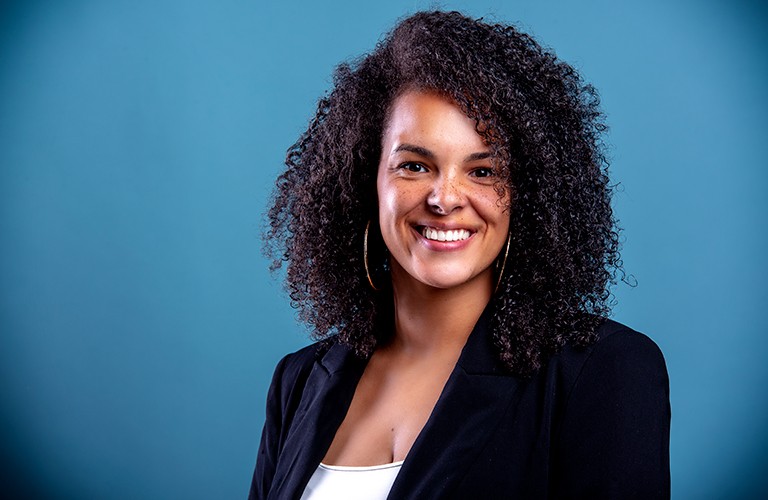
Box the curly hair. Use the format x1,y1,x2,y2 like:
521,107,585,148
264,10,622,376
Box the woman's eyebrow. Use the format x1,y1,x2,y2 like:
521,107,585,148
464,151,492,162
393,143,434,159
393,144,492,163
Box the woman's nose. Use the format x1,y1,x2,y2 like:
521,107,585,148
427,172,464,215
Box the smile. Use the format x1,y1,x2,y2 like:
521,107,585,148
421,226,472,242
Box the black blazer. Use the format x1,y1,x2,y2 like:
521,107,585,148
249,311,670,499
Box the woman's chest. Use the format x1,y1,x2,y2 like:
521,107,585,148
322,353,459,466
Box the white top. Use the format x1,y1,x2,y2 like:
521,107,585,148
299,460,404,500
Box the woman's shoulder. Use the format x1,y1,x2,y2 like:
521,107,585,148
555,318,670,410
590,318,667,368
551,318,669,390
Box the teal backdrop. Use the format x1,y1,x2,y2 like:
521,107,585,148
1,0,766,498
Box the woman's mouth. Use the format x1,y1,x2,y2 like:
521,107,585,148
420,226,472,242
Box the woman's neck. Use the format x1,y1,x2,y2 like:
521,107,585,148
387,266,492,356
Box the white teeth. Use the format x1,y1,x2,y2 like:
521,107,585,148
421,227,470,242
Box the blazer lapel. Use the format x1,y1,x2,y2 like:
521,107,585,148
388,308,524,499
267,342,367,500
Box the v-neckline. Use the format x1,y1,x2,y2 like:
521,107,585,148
268,304,524,499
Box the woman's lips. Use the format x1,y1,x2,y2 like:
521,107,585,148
421,226,472,242
415,225,475,250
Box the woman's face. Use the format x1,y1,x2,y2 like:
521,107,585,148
377,90,510,291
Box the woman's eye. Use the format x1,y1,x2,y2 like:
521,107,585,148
400,162,427,173
471,167,495,178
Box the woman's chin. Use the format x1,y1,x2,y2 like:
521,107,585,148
412,269,492,292
389,258,494,292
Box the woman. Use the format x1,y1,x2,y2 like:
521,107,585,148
251,11,670,499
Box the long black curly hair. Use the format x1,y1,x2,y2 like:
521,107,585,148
264,10,622,376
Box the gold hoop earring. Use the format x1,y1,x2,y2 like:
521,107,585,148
494,233,511,294
364,220,379,291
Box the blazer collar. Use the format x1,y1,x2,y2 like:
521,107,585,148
317,339,363,375
453,304,509,375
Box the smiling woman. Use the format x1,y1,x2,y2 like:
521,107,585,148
251,10,670,499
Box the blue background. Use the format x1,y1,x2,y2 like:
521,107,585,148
1,0,766,498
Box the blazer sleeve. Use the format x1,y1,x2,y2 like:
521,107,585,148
249,354,290,500
248,345,318,500
553,328,671,499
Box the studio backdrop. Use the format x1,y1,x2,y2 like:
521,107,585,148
0,0,766,498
